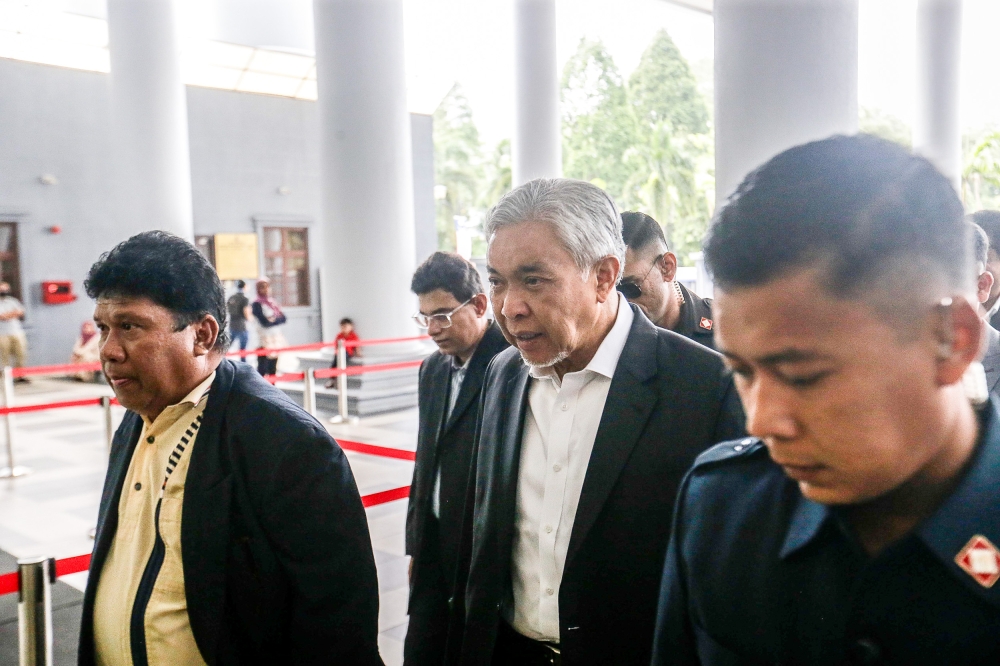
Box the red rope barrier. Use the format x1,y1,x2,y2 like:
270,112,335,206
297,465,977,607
313,359,424,380
0,397,104,416
338,439,417,461
8,335,431,378
0,482,411,595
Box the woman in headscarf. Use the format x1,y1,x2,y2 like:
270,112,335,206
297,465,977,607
71,320,101,381
251,278,287,376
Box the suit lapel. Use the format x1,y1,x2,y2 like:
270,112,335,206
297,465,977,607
496,361,532,551
566,310,659,568
441,325,502,435
181,360,237,665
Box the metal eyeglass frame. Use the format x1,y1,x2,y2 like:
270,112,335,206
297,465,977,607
412,298,473,329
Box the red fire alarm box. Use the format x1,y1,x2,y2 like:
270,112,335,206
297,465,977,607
42,280,77,304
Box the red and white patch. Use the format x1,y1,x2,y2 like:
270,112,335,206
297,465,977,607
699,317,713,331
955,535,1000,588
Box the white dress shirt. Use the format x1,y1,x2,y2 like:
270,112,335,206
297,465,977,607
508,295,634,642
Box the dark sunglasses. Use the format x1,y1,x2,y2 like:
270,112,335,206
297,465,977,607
617,254,663,300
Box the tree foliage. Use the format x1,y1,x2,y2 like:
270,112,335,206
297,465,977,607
433,84,482,251
561,31,712,264
963,127,1000,211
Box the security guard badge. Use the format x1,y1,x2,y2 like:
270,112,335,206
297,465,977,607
955,535,1000,588
699,317,713,331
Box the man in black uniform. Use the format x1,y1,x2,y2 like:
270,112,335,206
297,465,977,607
405,252,509,665
619,211,715,349
653,135,1000,665
969,209,1000,330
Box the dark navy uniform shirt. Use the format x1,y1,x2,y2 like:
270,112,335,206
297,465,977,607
675,282,716,351
653,400,1000,666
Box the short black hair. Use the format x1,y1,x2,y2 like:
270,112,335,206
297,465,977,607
971,222,989,268
339,318,354,326
706,134,968,297
85,231,229,351
621,211,669,253
411,251,484,302
236,279,246,289
969,210,1000,256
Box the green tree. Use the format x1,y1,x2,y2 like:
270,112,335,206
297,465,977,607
561,39,636,197
859,106,912,148
434,83,483,251
963,127,1000,211
481,138,512,210
623,30,711,263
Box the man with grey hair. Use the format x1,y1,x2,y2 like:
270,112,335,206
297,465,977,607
969,222,1000,395
448,178,745,665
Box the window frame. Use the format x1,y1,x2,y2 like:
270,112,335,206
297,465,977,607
262,226,310,307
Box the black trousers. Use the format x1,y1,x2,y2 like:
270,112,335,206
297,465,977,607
404,518,451,666
256,354,277,376
491,621,561,666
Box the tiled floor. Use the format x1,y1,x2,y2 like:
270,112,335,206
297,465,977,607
0,377,416,665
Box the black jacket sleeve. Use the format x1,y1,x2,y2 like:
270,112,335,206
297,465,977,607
255,422,383,665
251,301,275,328
652,470,699,666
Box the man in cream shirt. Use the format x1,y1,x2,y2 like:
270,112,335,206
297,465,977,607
79,231,383,666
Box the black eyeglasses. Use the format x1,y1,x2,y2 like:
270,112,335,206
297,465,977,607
617,254,663,300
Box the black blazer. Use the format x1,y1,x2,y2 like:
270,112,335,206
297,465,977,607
406,322,509,594
78,360,383,666
453,306,745,666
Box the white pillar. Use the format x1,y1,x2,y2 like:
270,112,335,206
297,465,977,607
714,0,859,206
106,0,193,240
513,0,561,187
314,0,417,340
914,0,963,191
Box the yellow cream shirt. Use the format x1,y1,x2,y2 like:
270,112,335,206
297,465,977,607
93,372,215,666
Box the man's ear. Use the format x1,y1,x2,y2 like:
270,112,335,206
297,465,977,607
193,315,220,357
977,271,994,307
935,296,984,386
472,293,489,317
658,252,678,283
594,255,622,303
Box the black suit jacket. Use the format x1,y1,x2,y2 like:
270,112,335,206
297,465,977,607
78,360,383,666
406,322,510,595
453,306,745,666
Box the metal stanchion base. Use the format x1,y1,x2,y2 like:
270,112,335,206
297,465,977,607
0,465,31,478
328,415,360,425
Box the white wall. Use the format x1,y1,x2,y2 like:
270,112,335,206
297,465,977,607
0,58,434,365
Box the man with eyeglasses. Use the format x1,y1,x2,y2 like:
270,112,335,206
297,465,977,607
620,212,716,350
404,251,509,666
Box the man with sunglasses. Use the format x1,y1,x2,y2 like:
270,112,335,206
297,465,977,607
620,212,716,350
404,251,509,666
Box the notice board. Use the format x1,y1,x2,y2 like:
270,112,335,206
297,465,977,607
214,233,259,280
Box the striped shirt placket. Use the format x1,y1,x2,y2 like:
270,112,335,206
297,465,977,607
129,409,205,666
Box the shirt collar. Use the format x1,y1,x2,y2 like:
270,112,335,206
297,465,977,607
988,298,1000,320
142,371,216,428
527,293,634,382
780,399,1000,602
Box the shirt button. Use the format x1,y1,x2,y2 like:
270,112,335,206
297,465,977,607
553,464,562,472
546,588,554,596
134,483,142,491
560,403,568,411
545,525,553,534
146,436,154,444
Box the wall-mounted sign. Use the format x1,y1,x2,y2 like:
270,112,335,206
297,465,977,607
214,233,259,280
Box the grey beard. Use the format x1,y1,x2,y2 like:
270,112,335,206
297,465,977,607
522,349,569,369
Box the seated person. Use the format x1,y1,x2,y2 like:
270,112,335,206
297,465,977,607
71,320,101,381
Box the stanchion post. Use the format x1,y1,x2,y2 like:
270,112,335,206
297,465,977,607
303,368,317,417
337,340,349,421
0,365,29,479
18,556,54,666
100,396,114,451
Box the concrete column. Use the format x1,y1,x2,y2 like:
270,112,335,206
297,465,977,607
714,0,859,206
106,0,193,240
411,113,437,264
914,0,963,191
314,0,417,340
513,0,561,187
